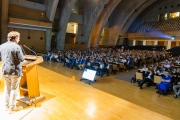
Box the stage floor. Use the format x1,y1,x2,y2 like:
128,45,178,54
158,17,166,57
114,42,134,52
0,62,178,120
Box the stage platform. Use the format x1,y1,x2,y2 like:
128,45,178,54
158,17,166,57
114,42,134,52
0,65,173,120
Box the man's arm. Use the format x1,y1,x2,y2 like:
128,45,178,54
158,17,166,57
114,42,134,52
16,46,24,62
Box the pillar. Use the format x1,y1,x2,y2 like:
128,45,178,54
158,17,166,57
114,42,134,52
46,29,52,51
119,38,124,45
167,12,170,20
154,40,158,45
176,41,179,46
0,0,9,44
133,40,136,46
143,40,146,46
167,40,171,49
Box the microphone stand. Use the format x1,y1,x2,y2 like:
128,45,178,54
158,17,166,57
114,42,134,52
23,45,38,60
20,45,27,59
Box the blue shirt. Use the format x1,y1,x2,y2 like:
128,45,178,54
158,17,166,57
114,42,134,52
162,76,172,84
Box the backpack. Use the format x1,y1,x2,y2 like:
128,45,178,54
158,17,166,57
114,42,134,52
158,89,165,97
131,77,136,83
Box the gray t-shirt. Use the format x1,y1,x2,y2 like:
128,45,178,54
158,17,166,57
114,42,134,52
0,41,24,76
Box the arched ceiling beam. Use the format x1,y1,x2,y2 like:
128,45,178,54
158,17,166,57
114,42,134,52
90,0,121,47
120,0,157,37
56,0,78,50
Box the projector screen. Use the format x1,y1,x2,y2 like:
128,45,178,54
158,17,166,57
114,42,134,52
82,69,96,81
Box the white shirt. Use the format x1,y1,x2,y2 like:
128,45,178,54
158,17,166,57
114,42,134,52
164,64,170,68
154,70,160,74
147,73,152,79
54,55,58,58
99,63,104,69
141,68,148,71
121,59,126,63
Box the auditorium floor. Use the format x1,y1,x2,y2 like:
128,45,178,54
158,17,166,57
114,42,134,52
0,61,179,120
39,62,180,120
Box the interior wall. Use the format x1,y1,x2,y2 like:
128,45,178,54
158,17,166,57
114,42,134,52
8,28,46,55
9,0,45,11
146,41,154,45
158,41,164,46
65,34,75,44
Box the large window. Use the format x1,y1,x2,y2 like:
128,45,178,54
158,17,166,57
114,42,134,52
165,13,167,20
170,12,180,18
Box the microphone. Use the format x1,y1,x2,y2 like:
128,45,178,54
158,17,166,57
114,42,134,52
20,45,27,58
23,45,38,60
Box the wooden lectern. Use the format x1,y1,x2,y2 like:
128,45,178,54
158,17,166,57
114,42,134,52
18,55,45,106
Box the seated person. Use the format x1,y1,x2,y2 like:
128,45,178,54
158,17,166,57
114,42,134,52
155,62,159,67
121,57,127,63
63,56,71,67
126,57,132,71
140,64,148,72
171,68,178,83
154,66,160,75
173,78,180,98
164,62,170,68
70,57,76,69
137,56,142,65
133,58,139,68
140,64,148,76
97,62,105,77
78,58,87,70
157,72,172,95
89,59,96,69
54,53,59,62
49,53,54,61
150,64,154,69
103,62,110,76
75,57,81,70
139,70,154,89
160,67,166,74
44,52,51,61
175,58,180,63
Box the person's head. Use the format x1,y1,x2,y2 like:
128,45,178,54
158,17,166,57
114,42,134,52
7,31,20,44
165,72,169,77
174,68,177,73
154,66,157,70
151,64,154,68
144,64,147,68
162,67,166,71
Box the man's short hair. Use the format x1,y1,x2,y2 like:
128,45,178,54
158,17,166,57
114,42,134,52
7,31,20,41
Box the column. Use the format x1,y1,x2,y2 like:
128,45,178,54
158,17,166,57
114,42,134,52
167,40,171,49
167,12,170,20
176,41,179,46
143,40,146,46
0,0,9,44
119,38,124,45
133,40,136,46
46,29,52,51
154,40,158,45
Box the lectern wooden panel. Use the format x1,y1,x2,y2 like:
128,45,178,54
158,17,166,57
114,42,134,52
18,55,45,106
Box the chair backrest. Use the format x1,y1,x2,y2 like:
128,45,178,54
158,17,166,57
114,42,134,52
136,72,143,80
153,75,162,83
94,66,98,70
87,62,91,66
113,65,119,70
119,63,125,68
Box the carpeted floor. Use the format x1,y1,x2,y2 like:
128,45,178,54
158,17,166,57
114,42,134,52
114,69,138,82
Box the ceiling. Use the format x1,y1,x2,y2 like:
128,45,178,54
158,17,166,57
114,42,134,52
26,0,45,4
